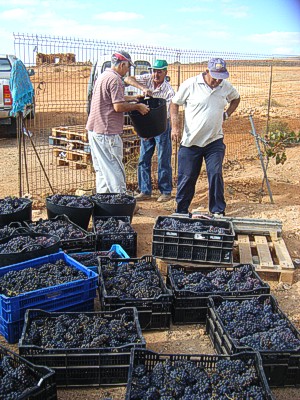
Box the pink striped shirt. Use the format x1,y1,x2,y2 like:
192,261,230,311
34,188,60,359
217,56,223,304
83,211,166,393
86,69,125,135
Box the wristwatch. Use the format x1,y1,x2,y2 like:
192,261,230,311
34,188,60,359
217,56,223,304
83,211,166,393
223,112,229,120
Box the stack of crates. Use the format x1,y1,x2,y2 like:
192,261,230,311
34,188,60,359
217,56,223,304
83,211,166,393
0,251,98,343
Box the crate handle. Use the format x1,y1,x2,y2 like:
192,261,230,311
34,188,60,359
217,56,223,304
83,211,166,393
46,291,63,299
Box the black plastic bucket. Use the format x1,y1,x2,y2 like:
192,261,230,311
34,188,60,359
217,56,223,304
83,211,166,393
91,193,136,222
0,232,60,267
46,195,94,231
0,198,32,227
129,97,167,138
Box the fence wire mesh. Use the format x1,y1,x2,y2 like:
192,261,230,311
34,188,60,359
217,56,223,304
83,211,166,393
0,33,299,198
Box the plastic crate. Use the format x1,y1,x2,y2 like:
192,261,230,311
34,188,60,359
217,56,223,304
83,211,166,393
93,215,137,257
98,255,172,330
125,348,274,400
24,214,95,253
167,263,270,324
152,215,235,264
0,298,94,344
0,343,57,399
0,231,60,268
0,251,98,323
69,244,130,273
19,307,146,387
206,294,300,387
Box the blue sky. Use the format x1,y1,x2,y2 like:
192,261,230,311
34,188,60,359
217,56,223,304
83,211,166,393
0,0,299,56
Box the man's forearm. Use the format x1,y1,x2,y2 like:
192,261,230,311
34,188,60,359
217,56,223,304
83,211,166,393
170,102,180,130
124,76,144,91
227,97,241,117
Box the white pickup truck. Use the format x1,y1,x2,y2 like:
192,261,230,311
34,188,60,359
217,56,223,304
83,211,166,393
0,54,34,135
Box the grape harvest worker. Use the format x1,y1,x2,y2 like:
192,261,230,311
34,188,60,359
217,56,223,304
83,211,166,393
86,50,149,193
170,58,240,216
124,59,175,202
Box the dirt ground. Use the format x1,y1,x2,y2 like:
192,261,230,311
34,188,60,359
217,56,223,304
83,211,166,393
0,144,299,399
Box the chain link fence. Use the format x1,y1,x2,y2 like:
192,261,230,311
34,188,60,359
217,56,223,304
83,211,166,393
0,33,299,198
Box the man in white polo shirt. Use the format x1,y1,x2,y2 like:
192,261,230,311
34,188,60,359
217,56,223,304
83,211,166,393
170,58,240,216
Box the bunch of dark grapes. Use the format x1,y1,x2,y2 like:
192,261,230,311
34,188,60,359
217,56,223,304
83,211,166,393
216,297,300,351
48,194,93,208
0,225,17,240
24,312,142,349
0,235,57,254
102,260,163,299
0,355,38,399
171,264,265,293
0,197,30,215
95,217,134,235
71,250,119,266
91,193,135,204
129,357,265,400
156,217,227,234
0,259,87,297
27,218,87,239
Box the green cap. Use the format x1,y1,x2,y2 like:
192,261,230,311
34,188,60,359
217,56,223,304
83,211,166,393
151,59,168,70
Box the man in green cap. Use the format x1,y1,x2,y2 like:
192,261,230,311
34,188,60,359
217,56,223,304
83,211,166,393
124,60,175,202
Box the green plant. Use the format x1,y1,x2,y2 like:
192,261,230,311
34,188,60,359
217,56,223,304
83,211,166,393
264,122,300,165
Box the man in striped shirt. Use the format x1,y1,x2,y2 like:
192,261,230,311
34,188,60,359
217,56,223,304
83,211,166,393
86,50,149,193
124,60,175,202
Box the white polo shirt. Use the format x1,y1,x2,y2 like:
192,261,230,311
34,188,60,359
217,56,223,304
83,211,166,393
172,73,240,147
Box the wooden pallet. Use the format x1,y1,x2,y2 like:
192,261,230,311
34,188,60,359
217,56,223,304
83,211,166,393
52,125,88,142
66,149,91,163
56,158,88,170
49,136,90,153
235,232,294,283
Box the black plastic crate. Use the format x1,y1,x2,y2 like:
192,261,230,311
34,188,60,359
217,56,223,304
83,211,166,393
19,307,146,387
0,343,57,399
206,294,300,387
93,215,137,257
125,348,274,400
167,263,270,324
25,214,95,253
152,215,235,264
98,255,172,330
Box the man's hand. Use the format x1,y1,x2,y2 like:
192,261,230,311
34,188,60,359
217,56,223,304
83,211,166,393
142,88,153,97
171,128,181,142
136,103,150,115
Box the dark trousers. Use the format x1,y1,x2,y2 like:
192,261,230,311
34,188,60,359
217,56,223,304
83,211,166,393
176,138,226,214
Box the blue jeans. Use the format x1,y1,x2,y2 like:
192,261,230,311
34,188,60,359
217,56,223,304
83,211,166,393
176,138,226,214
138,121,172,195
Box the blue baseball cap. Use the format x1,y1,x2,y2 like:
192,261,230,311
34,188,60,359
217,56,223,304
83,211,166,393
208,58,229,79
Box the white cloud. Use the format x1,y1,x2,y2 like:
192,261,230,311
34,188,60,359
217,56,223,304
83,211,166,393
94,12,143,22
223,5,249,18
0,8,29,19
247,31,300,46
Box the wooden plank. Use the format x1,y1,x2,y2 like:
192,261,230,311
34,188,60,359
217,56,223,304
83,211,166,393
273,238,294,269
237,234,252,264
254,236,274,268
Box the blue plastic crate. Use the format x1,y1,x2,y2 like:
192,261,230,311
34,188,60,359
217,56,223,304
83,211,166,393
0,251,98,323
0,298,95,344
69,244,129,272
